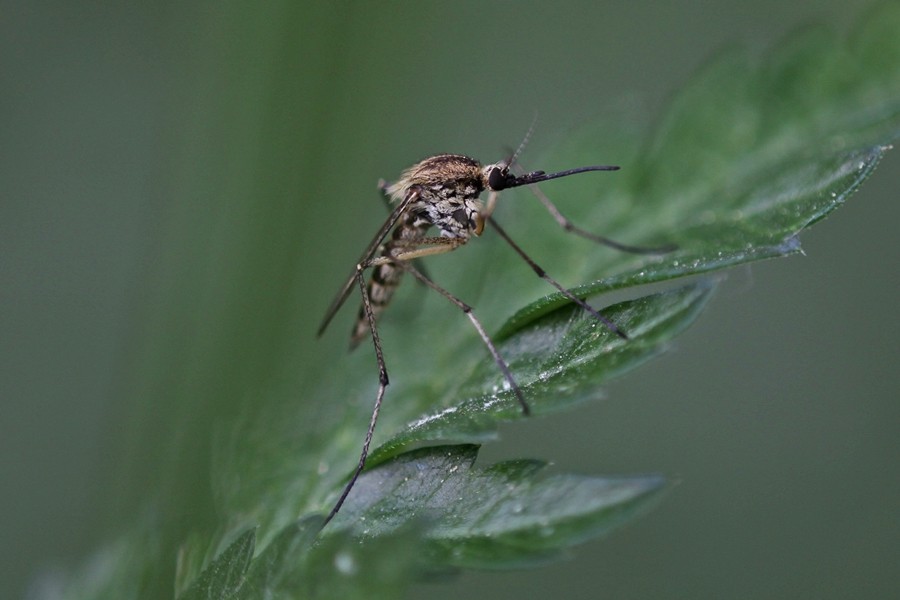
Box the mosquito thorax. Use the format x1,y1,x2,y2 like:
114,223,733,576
386,154,490,239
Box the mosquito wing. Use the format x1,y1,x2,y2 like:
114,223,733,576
316,187,421,337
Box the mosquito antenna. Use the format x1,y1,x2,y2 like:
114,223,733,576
506,110,539,169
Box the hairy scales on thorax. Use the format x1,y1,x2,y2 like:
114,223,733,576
350,154,493,348
386,154,488,239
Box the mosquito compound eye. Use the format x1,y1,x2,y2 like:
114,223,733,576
488,166,508,191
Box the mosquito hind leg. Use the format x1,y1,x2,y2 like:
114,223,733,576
323,265,390,527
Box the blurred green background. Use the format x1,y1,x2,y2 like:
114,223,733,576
2,1,897,598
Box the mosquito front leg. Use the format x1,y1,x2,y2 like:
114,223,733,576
525,178,676,254
482,189,499,220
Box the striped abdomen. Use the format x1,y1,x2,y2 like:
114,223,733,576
349,217,427,349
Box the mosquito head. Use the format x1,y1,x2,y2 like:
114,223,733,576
484,162,620,192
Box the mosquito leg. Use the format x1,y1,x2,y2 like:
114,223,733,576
517,164,676,254
323,265,390,527
483,189,499,220
400,262,531,416
487,216,629,340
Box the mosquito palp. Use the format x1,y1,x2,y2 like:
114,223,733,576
317,149,670,527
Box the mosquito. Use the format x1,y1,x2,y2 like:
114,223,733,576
316,141,671,526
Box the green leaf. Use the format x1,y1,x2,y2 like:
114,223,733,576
178,528,255,600
498,144,885,336
327,445,667,570
208,3,900,585
273,521,422,600
366,282,714,466
233,519,320,598
301,9,900,530
172,516,420,599
41,4,900,599
232,516,419,600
